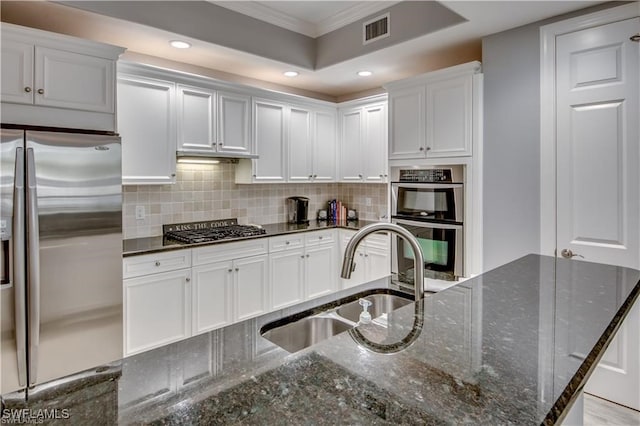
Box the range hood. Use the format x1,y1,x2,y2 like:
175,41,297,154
176,150,258,164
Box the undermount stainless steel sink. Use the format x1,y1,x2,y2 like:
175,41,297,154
261,290,414,353
261,316,352,353
336,294,413,323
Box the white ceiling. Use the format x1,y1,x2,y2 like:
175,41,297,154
2,1,608,100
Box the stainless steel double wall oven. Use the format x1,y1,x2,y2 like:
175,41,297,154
391,167,464,290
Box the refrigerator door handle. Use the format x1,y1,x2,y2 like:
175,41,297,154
13,146,27,388
26,147,40,386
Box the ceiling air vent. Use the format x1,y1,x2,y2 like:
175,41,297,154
363,13,390,45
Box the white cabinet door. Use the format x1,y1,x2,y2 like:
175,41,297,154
192,261,233,335
339,108,363,182
270,248,305,309
425,74,472,157
313,110,337,181
252,99,286,182
388,86,426,159
306,244,337,299
35,47,114,113
177,84,216,153
363,103,388,182
124,269,191,355
365,245,390,282
1,39,34,104
118,75,176,185
288,106,313,182
217,91,251,154
339,231,366,288
235,255,270,321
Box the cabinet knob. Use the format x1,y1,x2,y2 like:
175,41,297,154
235,267,239,272
185,277,191,282
426,146,431,151
419,147,425,151
308,175,313,179
365,254,369,258
319,236,323,240
313,174,317,178
218,142,223,146
359,253,364,257
285,241,290,245
379,174,384,178
358,174,363,179
155,261,161,266
24,87,32,93
171,173,176,177
37,89,44,95
306,254,310,258
300,255,305,259
228,269,233,273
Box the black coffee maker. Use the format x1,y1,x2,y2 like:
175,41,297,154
287,196,309,224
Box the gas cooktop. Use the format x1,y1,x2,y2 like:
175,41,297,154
163,219,266,244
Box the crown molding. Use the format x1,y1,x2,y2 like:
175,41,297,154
209,1,399,38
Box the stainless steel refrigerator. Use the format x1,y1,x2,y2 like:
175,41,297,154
1,128,123,397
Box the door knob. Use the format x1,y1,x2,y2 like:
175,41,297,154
561,249,583,259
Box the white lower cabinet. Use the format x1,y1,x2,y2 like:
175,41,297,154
234,254,270,321
339,230,391,289
192,261,233,335
124,268,192,356
305,243,338,299
270,248,305,309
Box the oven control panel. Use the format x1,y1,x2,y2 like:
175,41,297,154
398,168,452,182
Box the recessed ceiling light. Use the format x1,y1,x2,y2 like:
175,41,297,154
283,71,299,77
169,40,191,49
357,71,373,77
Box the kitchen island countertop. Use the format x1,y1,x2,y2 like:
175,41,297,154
3,254,639,425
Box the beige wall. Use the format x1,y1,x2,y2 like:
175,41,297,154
123,163,387,239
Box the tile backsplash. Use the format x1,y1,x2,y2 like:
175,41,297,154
123,163,388,239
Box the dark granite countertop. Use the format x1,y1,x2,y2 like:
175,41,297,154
4,255,639,425
122,220,379,257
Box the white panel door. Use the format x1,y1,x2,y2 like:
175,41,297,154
363,103,388,182
217,91,251,154
124,269,191,355
556,17,639,410
0,39,34,104
270,249,304,309
306,244,337,299
252,99,286,182
365,246,391,282
313,110,337,181
288,106,313,182
234,255,269,321
177,84,216,152
118,75,176,185
388,86,426,159
192,261,233,335
35,47,114,113
339,108,363,181
426,74,472,157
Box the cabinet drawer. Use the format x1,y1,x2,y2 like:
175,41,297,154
304,230,335,246
269,234,304,252
193,238,268,266
363,232,390,250
123,249,192,279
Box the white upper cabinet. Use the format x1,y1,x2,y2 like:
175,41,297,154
217,91,251,154
385,61,481,160
177,84,216,153
288,106,337,182
176,86,251,155
0,23,123,131
338,96,388,183
250,98,287,182
118,74,176,185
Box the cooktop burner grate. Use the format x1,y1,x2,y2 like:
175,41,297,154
164,220,266,244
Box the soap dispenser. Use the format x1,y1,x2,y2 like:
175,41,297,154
358,298,373,325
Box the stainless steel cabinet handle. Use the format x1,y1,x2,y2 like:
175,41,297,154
419,147,425,151
228,268,233,273
235,267,239,272
24,87,32,93
309,175,313,179
300,255,305,259
561,249,584,259
155,261,161,266
426,147,431,151
37,89,44,95
218,142,223,146
365,254,369,257
185,277,190,282
13,147,27,387
26,147,40,385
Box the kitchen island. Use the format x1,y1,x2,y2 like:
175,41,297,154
3,254,639,425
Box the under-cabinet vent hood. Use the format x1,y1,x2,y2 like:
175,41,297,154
176,150,258,164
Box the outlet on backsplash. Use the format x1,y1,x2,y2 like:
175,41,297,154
122,163,388,239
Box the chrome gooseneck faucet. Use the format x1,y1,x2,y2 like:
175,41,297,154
340,222,424,301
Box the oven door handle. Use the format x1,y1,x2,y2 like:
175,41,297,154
391,183,463,190
393,218,463,230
